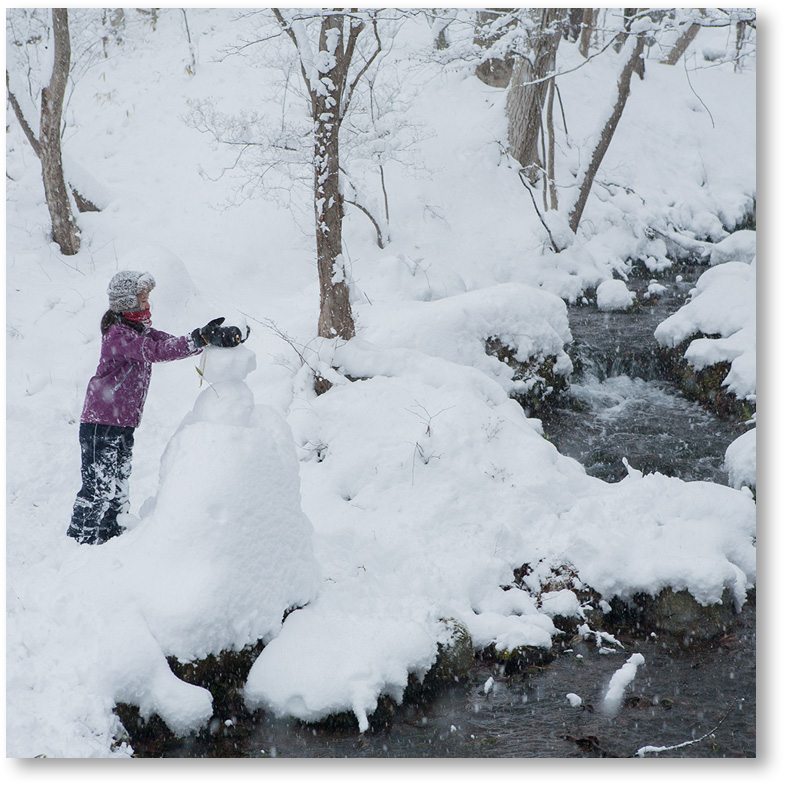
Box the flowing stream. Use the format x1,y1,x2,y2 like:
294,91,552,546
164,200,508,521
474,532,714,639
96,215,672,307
131,264,755,758
541,267,746,484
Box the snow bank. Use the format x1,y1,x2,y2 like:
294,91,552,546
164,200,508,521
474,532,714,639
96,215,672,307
551,465,756,608
242,311,754,728
725,428,757,491
655,256,756,400
352,283,574,396
653,242,756,498
709,229,756,266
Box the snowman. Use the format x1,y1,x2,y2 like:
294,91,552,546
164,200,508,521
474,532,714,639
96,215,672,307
117,336,322,663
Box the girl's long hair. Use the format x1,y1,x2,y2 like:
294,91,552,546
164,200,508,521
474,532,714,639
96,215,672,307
100,309,145,335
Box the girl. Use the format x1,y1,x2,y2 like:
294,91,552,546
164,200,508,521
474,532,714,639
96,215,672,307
67,270,242,545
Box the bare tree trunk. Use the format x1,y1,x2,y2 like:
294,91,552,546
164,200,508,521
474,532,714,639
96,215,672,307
427,9,456,51
661,22,700,65
506,8,566,179
734,19,748,73
545,80,558,210
506,57,540,175
568,32,646,234
565,9,584,42
578,8,597,58
6,73,42,156
613,8,638,52
474,9,517,88
274,9,383,341
312,15,353,340
39,9,80,255
661,10,705,65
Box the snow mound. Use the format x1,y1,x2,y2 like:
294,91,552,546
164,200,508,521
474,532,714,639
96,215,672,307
596,279,636,312
724,428,756,491
554,466,756,608
655,260,756,399
245,588,440,733
709,229,756,266
352,283,573,395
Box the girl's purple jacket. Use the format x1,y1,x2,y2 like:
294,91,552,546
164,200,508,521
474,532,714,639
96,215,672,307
81,323,201,428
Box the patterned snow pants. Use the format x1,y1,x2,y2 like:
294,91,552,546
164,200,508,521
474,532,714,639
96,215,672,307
67,423,135,545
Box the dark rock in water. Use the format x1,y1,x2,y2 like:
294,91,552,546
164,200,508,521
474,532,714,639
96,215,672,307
113,702,178,753
642,587,738,641
606,587,739,643
657,339,754,423
113,639,266,751
167,640,266,718
481,643,555,675
428,618,475,685
485,336,569,416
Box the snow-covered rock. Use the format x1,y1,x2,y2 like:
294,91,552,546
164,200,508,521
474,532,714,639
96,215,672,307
596,280,636,311
725,428,756,491
709,230,756,266
655,260,756,400
350,282,574,396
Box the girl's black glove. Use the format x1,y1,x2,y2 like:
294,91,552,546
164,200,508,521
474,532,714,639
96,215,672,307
191,318,248,348
192,317,224,347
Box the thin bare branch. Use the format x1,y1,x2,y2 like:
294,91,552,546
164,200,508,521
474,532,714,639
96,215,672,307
343,15,382,117
517,170,561,253
6,71,41,157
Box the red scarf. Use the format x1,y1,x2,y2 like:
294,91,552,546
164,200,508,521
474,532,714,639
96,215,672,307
123,308,152,328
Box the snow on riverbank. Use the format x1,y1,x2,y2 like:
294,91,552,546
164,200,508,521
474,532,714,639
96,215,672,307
655,259,756,401
655,254,757,491
6,10,756,756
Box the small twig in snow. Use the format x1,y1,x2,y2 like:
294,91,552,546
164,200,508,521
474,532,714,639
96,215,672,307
517,170,562,253
682,54,715,129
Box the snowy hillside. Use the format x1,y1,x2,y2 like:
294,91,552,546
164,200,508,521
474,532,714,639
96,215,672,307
6,9,756,757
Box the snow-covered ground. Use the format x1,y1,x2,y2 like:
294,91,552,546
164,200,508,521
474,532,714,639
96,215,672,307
6,9,759,759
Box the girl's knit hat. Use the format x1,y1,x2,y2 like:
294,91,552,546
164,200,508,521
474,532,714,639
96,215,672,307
107,270,156,312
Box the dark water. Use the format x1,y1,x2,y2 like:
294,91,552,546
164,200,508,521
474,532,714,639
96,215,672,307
132,264,756,759
543,371,745,484
241,600,755,758
543,267,747,484
148,600,755,759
